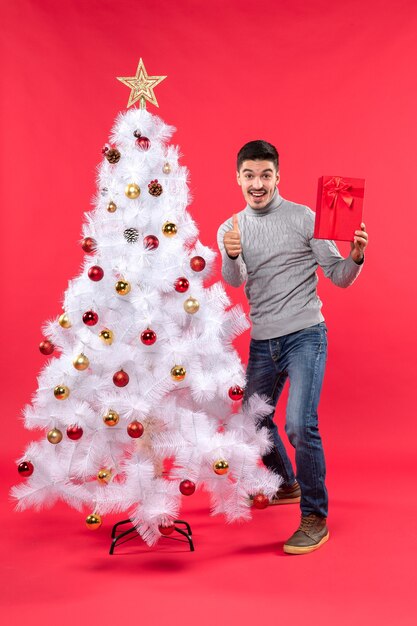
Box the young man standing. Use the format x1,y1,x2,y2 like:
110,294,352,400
217,140,368,554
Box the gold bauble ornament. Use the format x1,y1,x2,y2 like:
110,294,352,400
183,297,200,314
103,409,119,427
85,513,102,530
162,221,177,237
115,279,131,295
54,385,70,400
107,201,117,213
171,365,186,381
125,183,141,199
47,428,63,444
73,353,90,371
213,459,229,475
58,313,71,328
97,468,112,484
99,329,114,345
162,162,172,174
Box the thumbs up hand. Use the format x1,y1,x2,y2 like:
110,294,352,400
223,214,242,258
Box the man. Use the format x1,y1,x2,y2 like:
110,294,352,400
217,140,368,554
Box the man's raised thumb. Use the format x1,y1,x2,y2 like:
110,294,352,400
232,214,240,232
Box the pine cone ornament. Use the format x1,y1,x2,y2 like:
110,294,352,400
124,227,139,243
148,179,163,197
105,148,121,164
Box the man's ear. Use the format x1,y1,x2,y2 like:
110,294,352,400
276,171,280,186
236,171,242,186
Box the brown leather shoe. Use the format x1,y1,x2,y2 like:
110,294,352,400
283,514,329,554
269,480,301,505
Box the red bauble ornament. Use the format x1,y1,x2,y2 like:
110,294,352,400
83,310,99,326
39,339,54,355
67,425,83,440
141,329,157,345
159,524,175,536
174,277,189,293
127,421,144,438
135,135,151,150
81,237,97,253
88,266,104,281
228,385,244,401
190,256,206,272
179,480,196,496
143,235,159,250
113,369,129,387
252,494,270,509
17,461,34,477
101,143,110,154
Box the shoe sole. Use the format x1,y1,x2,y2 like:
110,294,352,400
269,496,301,505
283,531,330,555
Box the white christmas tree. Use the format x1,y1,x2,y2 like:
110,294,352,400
12,61,281,546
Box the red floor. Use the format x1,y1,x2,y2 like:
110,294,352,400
2,449,416,626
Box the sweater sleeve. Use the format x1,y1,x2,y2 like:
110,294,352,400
304,208,363,288
217,217,248,288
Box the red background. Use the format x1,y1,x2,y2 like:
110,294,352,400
1,1,416,624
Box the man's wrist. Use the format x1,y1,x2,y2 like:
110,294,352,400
351,252,364,265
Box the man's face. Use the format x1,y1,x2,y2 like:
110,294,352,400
237,159,279,210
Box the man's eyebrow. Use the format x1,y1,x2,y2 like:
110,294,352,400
241,168,274,173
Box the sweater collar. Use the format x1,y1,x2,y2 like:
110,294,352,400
243,189,283,216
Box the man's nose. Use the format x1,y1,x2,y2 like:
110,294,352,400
252,177,263,188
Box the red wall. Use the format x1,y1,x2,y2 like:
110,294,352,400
2,0,416,468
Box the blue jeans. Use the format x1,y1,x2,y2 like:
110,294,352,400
245,323,328,518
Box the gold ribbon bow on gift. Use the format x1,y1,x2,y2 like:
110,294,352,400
323,176,354,210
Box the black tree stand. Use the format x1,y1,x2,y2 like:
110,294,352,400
109,518,195,554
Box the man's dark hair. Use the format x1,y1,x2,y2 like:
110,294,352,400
237,140,279,171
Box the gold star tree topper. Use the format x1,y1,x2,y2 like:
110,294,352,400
117,59,167,109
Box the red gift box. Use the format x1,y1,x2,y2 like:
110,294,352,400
314,175,365,242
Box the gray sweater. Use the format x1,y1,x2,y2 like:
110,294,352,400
217,191,363,340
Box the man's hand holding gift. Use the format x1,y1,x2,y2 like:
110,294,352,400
350,222,368,264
